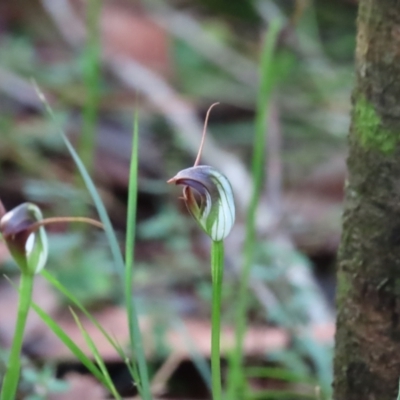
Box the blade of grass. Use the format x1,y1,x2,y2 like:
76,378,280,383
41,270,127,361
69,308,122,400
42,269,139,386
30,302,106,385
33,83,125,281
226,19,282,399
34,84,152,400
125,109,150,399
64,124,150,398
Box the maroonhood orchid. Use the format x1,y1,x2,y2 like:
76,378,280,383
0,202,48,275
0,200,103,275
0,198,103,400
168,165,235,241
168,103,235,242
168,103,235,400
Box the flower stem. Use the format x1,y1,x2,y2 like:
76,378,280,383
211,240,224,400
0,273,34,400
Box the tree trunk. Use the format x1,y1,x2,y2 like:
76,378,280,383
334,1,400,399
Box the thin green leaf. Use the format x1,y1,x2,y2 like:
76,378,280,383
41,270,126,361
30,302,106,385
69,308,122,400
34,84,152,399
33,81,124,281
124,109,150,398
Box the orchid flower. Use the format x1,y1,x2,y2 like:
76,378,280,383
168,103,235,241
0,201,103,275
0,202,48,275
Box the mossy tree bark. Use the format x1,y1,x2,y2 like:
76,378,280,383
334,1,400,399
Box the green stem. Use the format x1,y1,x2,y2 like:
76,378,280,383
211,240,224,400
0,273,34,400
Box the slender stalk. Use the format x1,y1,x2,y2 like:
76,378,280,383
226,19,282,400
28,216,104,233
0,273,34,400
211,240,224,400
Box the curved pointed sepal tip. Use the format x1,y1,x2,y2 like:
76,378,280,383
0,203,48,275
169,165,235,241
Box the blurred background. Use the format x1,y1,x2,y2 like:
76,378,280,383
0,0,356,398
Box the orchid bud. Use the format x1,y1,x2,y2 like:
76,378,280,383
0,203,48,275
168,165,235,241
168,103,235,241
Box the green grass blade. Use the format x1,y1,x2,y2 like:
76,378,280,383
125,109,139,384
226,19,282,399
31,302,106,385
33,84,125,281
41,270,126,361
69,308,122,400
124,109,151,399
34,86,152,399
